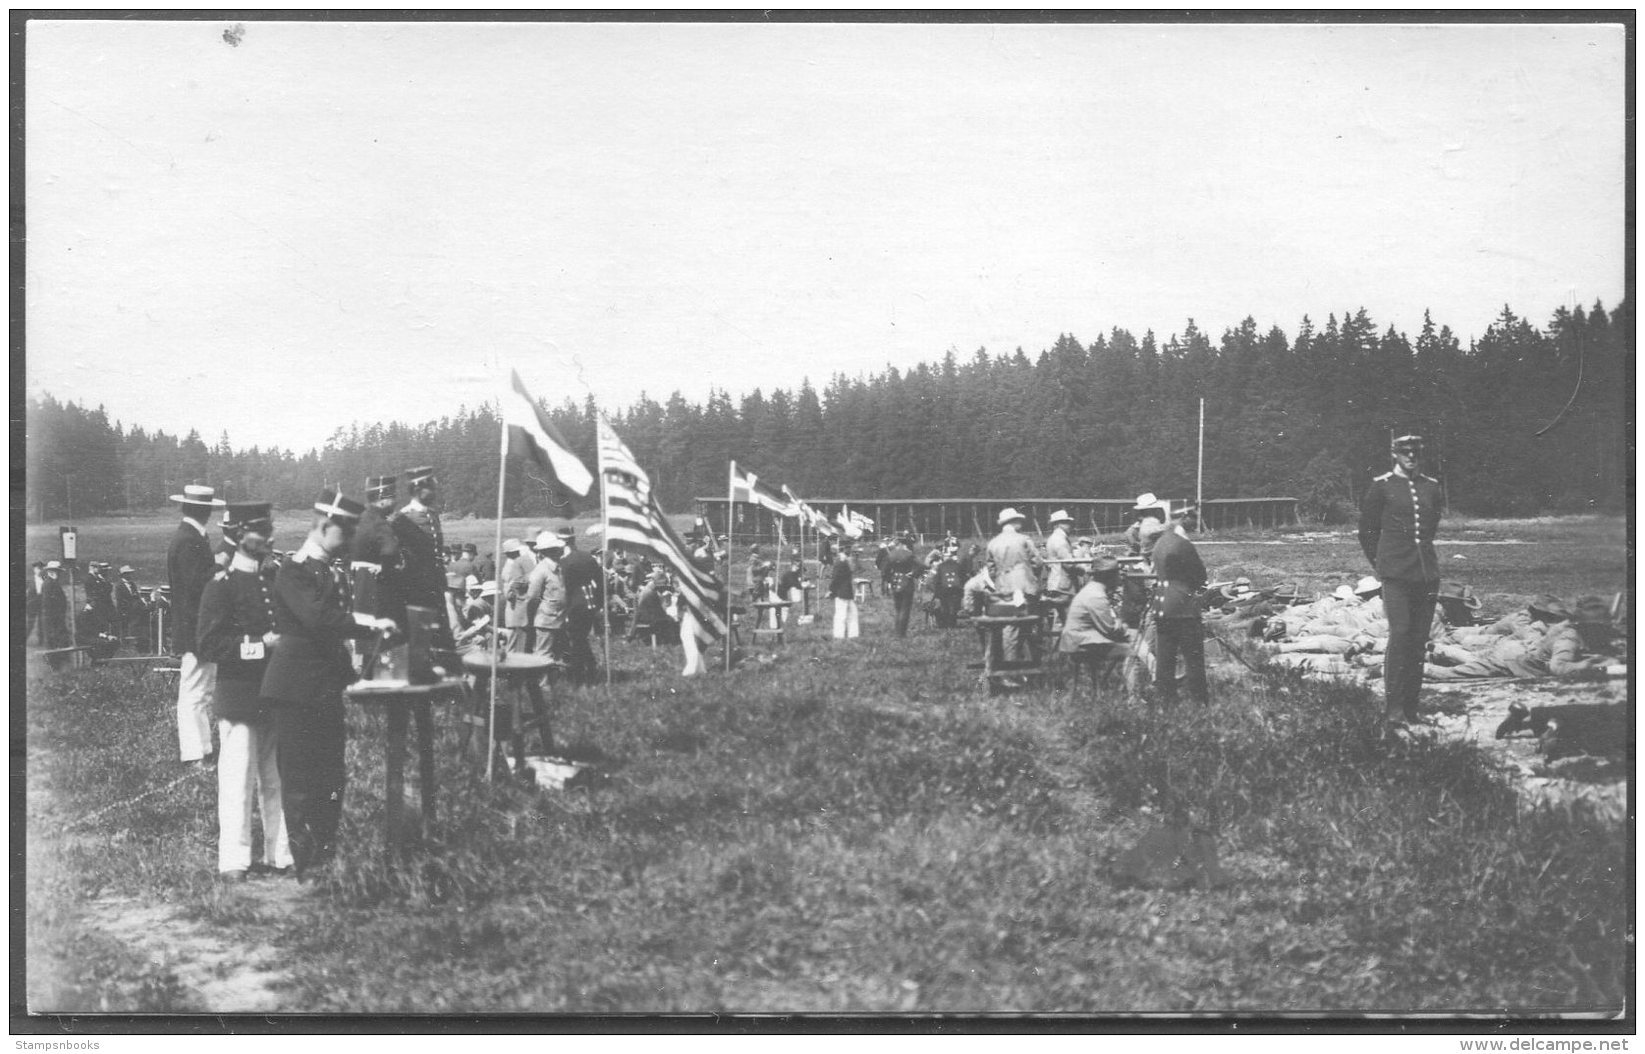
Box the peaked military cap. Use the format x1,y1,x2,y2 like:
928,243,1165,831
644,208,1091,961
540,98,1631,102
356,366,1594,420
314,489,365,523
406,466,437,489
366,475,397,502
226,501,274,535
1390,434,1426,453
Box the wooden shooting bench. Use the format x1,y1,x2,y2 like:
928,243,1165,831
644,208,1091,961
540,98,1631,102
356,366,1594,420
853,578,874,604
751,600,791,646
344,677,465,849
972,614,1052,694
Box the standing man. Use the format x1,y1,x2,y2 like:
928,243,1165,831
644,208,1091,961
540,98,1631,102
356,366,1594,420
500,539,534,654
777,557,805,625
1358,434,1444,727
39,561,71,667
931,545,965,629
1124,493,1170,558
352,475,404,625
114,565,144,647
1044,510,1078,596
829,543,860,640
262,490,394,881
1149,506,1210,706
526,531,568,670
25,561,45,646
556,527,603,684
168,481,226,765
987,508,1043,661
884,533,925,639
392,466,452,648
196,502,292,882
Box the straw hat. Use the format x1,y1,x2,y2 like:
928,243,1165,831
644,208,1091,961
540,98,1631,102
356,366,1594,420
1048,509,1074,526
997,507,1026,526
169,482,226,507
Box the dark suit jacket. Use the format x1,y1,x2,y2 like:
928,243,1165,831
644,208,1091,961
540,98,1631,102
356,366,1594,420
392,505,446,605
1150,529,1207,620
559,550,604,613
260,555,370,706
167,522,215,652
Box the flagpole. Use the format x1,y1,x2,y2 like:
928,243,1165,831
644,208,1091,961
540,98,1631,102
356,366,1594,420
600,433,612,689
489,406,508,782
725,460,734,673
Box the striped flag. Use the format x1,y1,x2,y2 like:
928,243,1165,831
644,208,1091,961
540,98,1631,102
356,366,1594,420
783,485,836,536
730,461,798,516
599,418,728,639
500,369,593,496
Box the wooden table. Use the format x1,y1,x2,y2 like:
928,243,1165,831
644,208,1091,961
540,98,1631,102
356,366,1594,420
344,678,465,848
751,600,791,645
972,614,1051,693
461,652,555,779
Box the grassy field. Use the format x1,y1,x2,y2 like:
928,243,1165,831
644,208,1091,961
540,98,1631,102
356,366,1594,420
21,515,1631,1016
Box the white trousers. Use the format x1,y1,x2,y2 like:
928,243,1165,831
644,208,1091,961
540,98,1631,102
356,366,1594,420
680,609,708,676
176,652,217,761
833,598,860,639
217,718,292,873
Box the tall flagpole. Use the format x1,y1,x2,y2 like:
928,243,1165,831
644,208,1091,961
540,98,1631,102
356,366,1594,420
489,404,508,781
725,460,736,673
600,424,612,688
1197,397,1205,524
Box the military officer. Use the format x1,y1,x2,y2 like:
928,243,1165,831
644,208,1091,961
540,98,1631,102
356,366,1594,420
351,474,404,624
262,490,395,881
556,526,603,684
1357,433,1445,727
168,481,226,764
392,466,451,648
1149,506,1210,706
196,502,292,881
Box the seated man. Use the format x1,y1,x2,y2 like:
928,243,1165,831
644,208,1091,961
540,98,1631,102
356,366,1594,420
1058,556,1130,651
627,570,680,644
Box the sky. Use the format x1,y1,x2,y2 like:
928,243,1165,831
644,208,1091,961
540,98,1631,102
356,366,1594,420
25,18,1627,453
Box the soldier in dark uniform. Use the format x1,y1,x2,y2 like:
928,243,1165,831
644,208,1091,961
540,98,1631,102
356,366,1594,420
392,466,452,649
1358,434,1445,727
196,502,292,880
262,490,396,880
932,547,965,628
884,534,925,639
1149,506,1210,706
168,481,226,763
555,526,604,684
352,475,404,625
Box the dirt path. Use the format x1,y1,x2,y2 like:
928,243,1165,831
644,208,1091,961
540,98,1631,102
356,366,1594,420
81,882,304,1012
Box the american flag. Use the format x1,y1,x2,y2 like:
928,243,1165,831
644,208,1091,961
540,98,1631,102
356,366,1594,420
598,418,728,639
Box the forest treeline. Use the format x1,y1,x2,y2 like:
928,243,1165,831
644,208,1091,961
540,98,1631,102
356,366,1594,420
25,301,1631,525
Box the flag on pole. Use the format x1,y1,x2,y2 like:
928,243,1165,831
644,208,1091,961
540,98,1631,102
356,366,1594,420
783,485,836,537
600,418,728,639
835,507,863,539
500,369,594,496
730,461,798,516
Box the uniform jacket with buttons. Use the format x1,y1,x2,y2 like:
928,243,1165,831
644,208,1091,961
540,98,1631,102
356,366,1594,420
167,521,216,653
392,504,446,607
1358,469,1444,583
1150,528,1208,620
260,553,371,706
197,565,279,721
